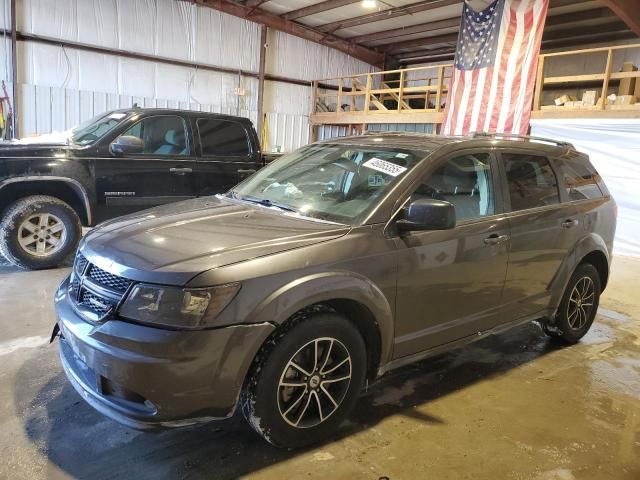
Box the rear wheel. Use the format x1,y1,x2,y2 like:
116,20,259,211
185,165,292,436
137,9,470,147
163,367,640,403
241,311,367,448
547,263,601,344
0,195,81,269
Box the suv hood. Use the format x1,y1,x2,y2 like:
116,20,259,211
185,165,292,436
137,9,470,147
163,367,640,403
81,196,350,285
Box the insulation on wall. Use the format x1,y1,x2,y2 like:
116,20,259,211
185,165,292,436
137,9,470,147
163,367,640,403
0,0,376,150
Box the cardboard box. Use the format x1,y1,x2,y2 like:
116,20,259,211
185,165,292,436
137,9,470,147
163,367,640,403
582,90,599,106
615,95,637,105
618,62,637,96
564,101,584,108
554,94,577,106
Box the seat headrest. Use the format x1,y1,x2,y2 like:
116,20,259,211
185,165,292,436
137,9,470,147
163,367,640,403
165,129,181,146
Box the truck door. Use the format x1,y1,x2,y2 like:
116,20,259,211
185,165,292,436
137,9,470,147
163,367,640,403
193,117,264,196
94,114,199,221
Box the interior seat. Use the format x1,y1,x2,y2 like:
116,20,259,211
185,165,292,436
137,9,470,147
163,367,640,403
154,129,185,155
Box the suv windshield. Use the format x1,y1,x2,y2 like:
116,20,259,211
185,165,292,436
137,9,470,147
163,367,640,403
231,143,429,224
71,112,129,145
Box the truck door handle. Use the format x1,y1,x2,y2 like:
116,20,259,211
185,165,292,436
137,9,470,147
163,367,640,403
170,167,192,175
237,169,256,175
561,219,578,229
484,234,509,245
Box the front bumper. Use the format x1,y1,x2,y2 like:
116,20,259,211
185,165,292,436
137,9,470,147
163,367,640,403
54,277,275,430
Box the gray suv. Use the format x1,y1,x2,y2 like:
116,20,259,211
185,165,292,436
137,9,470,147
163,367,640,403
53,133,616,448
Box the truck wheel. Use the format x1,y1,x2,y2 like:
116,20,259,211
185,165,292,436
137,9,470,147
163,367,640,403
241,311,367,448
550,263,601,344
0,195,82,270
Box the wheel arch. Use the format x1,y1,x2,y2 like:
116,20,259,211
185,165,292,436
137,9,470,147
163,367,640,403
0,177,92,225
247,272,394,383
548,233,610,317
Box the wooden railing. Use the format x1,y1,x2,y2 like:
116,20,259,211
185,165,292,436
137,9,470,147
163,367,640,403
532,43,640,119
310,64,454,125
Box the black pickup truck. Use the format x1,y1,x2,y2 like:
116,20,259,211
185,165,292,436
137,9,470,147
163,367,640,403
0,108,270,269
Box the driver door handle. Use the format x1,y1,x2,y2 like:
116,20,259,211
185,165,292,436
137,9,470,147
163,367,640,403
483,234,510,245
561,219,578,229
237,169,256,175
170,167,192,175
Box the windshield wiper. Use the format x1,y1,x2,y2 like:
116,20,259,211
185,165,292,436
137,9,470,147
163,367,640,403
233,193,302,215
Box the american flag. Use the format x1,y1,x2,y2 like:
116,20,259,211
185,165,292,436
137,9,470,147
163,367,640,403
442,0,549,136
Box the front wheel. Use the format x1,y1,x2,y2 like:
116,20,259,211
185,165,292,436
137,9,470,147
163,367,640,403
549,263,601,344
0,195,81,270
240,311,367,448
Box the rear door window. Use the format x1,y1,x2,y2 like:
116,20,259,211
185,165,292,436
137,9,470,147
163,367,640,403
555,157,604,200
197,119,250,156
503,153,560,211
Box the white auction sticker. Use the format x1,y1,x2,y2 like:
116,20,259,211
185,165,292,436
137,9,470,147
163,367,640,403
363,158,408,177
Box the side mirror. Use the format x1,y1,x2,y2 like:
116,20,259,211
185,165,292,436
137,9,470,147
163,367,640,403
110,135,143,155
397,198,456,232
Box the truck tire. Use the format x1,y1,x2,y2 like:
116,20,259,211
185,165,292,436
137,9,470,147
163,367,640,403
0,195,82,270
240,311,367,448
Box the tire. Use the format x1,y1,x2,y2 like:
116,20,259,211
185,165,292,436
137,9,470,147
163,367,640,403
240,311,367,448
0,195,82,270
549,263,601,344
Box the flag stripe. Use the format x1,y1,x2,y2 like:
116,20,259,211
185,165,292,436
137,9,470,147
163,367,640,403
443,0,549,136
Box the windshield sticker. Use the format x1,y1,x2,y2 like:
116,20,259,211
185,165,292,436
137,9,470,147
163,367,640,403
363,158,408,177
395,153,409,159
108,113,127,120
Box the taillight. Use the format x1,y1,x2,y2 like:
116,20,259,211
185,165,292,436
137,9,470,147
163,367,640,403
613,202,618,218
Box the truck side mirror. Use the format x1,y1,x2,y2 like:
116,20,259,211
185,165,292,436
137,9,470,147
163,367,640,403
110,135,143,156
396,198,456,232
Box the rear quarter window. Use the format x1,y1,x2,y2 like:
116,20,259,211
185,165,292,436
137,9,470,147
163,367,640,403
555,156,604,200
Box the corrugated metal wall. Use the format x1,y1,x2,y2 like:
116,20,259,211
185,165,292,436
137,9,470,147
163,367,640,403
0,0,376,152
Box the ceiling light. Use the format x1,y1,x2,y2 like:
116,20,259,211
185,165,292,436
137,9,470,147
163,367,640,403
361,0,378,9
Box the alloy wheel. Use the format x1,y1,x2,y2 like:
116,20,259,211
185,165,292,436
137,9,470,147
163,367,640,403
277,337,352,429
567,276,595,330
18,213,67,257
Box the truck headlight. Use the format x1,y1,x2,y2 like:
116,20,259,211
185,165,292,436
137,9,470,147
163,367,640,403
119,283,240,329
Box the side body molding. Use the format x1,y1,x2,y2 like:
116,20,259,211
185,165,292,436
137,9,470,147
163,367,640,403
0,176,93,225
247,271,396,370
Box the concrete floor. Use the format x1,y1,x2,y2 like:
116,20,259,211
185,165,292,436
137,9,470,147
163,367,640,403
0,256,638,480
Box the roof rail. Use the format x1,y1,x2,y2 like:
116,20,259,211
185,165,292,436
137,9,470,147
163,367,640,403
471,132,574,149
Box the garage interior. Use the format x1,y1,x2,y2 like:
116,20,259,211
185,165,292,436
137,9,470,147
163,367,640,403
1,0,639,479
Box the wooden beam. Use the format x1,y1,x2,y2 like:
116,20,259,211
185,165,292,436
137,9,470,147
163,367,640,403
195,0,385,67
382,33,459,54
545,8,618,28
352,17,460,44
398,47,456,64
600,0,640,37
541,30,636,49
542,21,630,42
245,0,270,7
283,0,359,21
317,0,461,33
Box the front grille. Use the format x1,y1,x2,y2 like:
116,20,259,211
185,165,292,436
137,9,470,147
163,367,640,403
70,252,132,321
79,290,113,313
87,265,131,293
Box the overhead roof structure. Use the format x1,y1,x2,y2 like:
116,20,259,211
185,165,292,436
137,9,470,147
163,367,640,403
194,0,639,67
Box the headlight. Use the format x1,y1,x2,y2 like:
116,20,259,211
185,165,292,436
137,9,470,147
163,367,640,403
119,283,240,329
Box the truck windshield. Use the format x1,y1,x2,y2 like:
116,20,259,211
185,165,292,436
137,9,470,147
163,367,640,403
71,112,129,145
230,143,429,225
